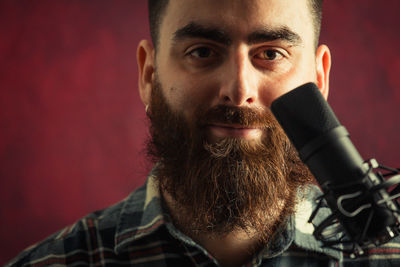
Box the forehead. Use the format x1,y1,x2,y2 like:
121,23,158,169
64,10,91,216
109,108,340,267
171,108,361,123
159,0,314,46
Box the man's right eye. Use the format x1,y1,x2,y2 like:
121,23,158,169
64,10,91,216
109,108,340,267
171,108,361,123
183,45,222,68
188,47,213,58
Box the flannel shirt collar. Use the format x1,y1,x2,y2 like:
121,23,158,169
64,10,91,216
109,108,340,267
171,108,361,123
292,185,343,261
114,172,164,254
113,172,342,261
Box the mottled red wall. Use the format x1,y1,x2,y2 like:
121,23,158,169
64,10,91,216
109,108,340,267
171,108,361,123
322,1,400,167
0,1,149,263
1,0,399,264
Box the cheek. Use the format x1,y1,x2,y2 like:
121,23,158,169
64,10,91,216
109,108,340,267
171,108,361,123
258,62,318,106
162,74,221,117
157,55,221,113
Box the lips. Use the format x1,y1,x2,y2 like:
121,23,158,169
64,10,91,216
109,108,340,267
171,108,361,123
207,123,263,139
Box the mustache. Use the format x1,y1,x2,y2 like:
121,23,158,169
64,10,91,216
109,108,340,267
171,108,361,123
196,105,276,128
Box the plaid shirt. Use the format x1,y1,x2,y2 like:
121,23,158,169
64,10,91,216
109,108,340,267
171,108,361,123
7,173,400,266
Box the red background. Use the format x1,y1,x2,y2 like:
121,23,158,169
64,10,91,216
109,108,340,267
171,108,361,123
1,0,399,264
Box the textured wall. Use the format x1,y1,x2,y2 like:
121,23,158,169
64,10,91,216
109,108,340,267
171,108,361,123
1,0,399,264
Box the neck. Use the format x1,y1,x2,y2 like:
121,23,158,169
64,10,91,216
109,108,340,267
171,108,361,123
194,229,261,267
161,189,285,267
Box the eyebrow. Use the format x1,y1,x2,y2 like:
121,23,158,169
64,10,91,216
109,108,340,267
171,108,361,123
247,26,302,46
173,22,232,45
172,22,302,46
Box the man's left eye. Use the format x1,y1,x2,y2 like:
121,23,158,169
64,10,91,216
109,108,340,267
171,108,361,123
256,49,284,61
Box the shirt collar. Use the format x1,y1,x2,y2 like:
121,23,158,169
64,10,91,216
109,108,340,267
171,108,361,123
292,185,343,261
114,172,165,254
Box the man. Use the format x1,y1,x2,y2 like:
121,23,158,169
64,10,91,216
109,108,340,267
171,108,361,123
7,0,400,266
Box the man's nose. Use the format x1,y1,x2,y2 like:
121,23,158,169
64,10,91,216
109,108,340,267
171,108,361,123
218,47,258,106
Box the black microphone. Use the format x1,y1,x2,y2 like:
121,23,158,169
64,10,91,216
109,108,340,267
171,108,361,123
271,83,400,256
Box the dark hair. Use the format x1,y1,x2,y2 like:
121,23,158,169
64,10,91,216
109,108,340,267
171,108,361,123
148,0,169,50
308,0,324,48
148,0,323,50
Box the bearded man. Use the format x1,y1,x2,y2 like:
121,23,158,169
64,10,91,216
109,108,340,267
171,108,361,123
8,0,400,266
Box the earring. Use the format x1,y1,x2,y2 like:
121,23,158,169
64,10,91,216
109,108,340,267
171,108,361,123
145,105,149,114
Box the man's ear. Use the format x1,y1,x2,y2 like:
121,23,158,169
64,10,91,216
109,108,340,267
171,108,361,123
315,44,331,100
137,39,155,108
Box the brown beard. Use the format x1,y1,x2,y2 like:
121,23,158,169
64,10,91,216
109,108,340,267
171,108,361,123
146,78,313,243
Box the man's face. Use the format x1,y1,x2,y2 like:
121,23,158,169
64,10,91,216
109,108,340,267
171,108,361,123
138,0,327,239
154,0,321,143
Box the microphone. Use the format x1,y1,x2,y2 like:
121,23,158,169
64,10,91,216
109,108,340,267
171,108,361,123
271,83,400,256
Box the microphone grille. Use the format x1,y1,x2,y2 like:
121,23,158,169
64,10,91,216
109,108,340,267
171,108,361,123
271,83,341,150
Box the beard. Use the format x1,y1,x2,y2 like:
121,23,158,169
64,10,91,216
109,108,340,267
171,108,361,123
146,78,313,243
